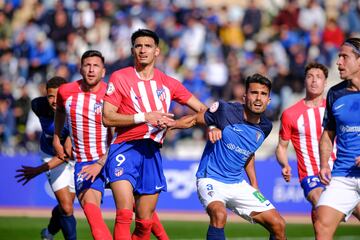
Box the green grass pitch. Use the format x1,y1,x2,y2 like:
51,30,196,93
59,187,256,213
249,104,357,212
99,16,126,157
0,216,359,239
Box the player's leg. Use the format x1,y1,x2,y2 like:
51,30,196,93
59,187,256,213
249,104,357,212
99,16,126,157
132,193,159,239
197,178,227,240
41,205,61,239
76,162,112,240
47,161,77,240
53,187,76,240
151,211,169,240
251,209,286,240
314,177,358,240
111,180,134,240
351,203,360,220
300,176,325,226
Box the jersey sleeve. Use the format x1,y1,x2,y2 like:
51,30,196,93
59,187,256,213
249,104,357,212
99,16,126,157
323,89,336,131
31,97,42,117
279,110,293,141
104,72,123,106
204,100,227,129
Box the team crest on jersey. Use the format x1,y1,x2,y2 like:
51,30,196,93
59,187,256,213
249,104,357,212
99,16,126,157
94,102,102,114
156,88,166,101
114,167,124,177
209,102,219,113
106,82,115,95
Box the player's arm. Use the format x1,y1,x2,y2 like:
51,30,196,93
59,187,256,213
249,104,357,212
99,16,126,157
53,106,66,160
15,156,66,185
79,148,109,183
102,101,174,129
319,129,335,185
275,137,292,182
245,154,258,189
184,95,208,113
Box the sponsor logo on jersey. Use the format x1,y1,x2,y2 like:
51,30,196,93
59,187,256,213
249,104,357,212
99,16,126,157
253,190,267,203
210,102,219,113
156,88,166,101
106,82,115,95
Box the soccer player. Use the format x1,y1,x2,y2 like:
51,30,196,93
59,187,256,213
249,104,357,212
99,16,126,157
275,62,333,226
15,76,76,240
102,29,207,239
315,38,360,239
173,74,286,240
53,50,113,240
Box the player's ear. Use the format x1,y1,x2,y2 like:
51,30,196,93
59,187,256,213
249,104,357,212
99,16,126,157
155,47,160,57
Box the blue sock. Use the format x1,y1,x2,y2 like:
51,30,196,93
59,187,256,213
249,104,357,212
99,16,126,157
269,234,275,240
48,205,61,235
207,225,225,240
59,214,77,240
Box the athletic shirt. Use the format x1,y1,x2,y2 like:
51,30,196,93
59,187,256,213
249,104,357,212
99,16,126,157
31,96,68,156
279,99,336,181
104,66,192,144
57,80,110,162
323,80,360,177
196,100,272,184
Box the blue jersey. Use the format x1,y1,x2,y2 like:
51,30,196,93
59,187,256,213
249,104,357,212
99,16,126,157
196,100,272,183
31,97,68,156
323,81,360,177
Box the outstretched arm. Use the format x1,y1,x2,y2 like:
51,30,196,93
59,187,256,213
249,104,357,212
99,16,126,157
275,137,292,182
15,156,67,185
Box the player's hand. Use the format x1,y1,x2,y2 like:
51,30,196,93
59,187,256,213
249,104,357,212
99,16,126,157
281,165,292,182
355,156,360,167
208,127,222,144
146,112,174,129
78,162,103,183
15,165,44,185
319,166,332,185
169,115,196,130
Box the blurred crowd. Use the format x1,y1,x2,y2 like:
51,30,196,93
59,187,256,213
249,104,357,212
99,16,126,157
0,0,358,155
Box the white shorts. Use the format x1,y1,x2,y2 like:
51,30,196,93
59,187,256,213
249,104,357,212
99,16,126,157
41,152,75,193
197,178,275,223
317,176,360,221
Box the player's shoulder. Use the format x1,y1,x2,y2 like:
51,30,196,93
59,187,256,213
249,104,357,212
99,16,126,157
31,96,51,117
281,99,306,119
112,66,134,77
260,114,273,136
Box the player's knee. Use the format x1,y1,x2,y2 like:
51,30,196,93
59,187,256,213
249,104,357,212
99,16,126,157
60,202,74,216
208,208,227,227
270,215,286,238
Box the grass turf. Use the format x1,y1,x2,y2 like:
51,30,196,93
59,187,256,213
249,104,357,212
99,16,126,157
0,216,359,239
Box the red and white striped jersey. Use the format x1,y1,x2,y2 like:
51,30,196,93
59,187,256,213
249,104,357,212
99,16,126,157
104,66,192,144
279,99,335,181
57,80,110,162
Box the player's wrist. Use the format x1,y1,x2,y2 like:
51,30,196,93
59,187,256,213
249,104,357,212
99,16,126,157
208,125,216,130
134,112,146,124
95,161,104,167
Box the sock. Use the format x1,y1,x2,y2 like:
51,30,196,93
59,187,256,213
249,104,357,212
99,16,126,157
114,209,133,240
48,205,61,235
59,214,77,240
151,212,169,240
207,225,225,240
131,218,153,240
269,235,275,240
83,203,112,240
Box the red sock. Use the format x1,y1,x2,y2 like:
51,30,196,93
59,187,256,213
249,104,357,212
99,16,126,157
131,218,153,240
114,209,133,240
151,212,169,240
83,203,112,240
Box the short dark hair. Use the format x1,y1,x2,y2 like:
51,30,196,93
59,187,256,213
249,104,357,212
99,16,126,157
245,73,272,92
305,62,328,78
343,38,360,58
81,50,105,65
46,76,67,89
131,29,159,46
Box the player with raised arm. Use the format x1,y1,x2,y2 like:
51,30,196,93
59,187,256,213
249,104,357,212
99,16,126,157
173,74,286,240
16,76,76,240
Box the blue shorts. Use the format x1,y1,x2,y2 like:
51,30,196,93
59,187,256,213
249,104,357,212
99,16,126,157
300,175,325,198
74,161,106,197
105,139,167,195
